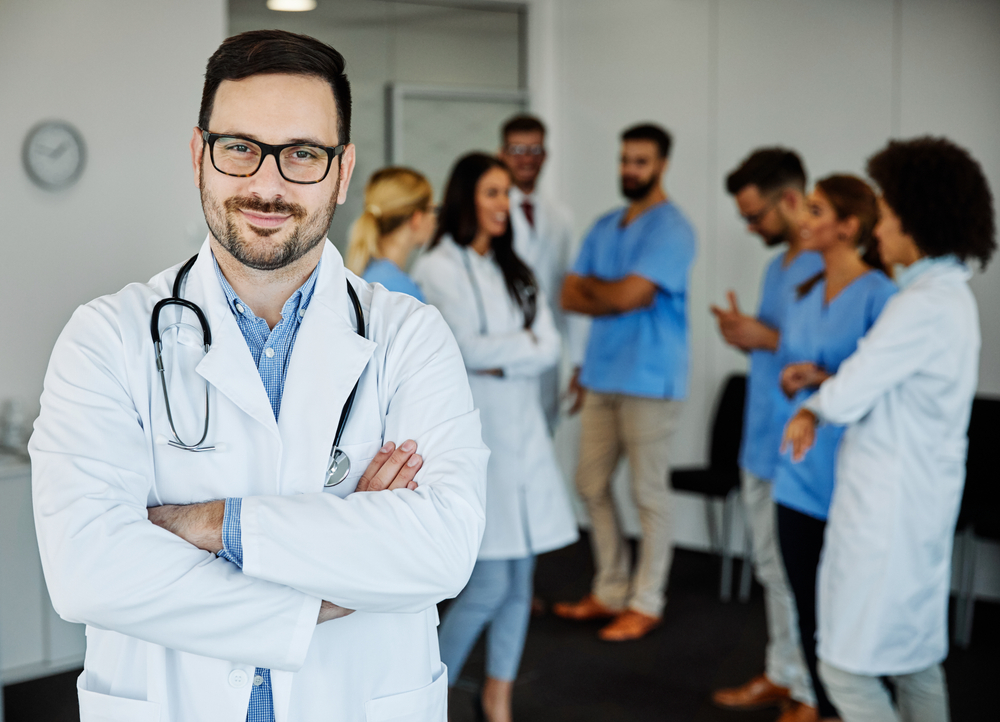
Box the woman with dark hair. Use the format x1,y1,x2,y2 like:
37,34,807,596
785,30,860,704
784,137,995,722
773,174,896,722
412,153,577,722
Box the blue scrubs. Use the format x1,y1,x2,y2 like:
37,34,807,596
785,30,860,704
773,270,896,519
572,201,697,398
363,258,426,302
740,251,825,481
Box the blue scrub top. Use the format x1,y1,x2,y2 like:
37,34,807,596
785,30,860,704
740,250,825,480
573,201,697,399
773,269,896,519
362,258,426,303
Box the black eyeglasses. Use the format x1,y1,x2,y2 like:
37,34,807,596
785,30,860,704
201,129,345,184
504,143,545,157
741,196,780,226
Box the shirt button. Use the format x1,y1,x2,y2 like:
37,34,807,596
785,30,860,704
253,674,264,687
298,308,306,317
236,304,245,314
265,347,275,358
228,669,248,688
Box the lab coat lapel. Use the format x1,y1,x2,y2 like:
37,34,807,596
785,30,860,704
277,243,376,494
186,240,280,435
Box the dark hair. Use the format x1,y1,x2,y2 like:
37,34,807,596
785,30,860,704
502,114,546,141
867,137,995,268
199,30,352,144
622,123,672,158
726,147,806,196
431,153,538,328
797,174,888,297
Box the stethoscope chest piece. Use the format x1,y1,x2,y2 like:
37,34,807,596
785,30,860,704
324,447,351,487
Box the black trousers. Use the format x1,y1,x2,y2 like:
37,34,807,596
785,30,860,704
776,503,839,719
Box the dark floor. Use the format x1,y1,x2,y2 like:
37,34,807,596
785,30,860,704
5,536,997,721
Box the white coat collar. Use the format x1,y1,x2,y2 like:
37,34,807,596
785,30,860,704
896,254,969,290
185,237,376,441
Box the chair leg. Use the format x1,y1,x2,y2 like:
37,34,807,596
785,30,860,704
957,526,978,648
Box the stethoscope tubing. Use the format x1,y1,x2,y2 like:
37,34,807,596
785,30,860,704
151,253,366,467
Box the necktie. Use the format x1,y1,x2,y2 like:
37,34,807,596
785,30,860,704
521,199,535,229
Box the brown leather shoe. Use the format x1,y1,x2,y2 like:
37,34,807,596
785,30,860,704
775,701,820,722
552,594,621,621
712,674,791,710
597,609,661,641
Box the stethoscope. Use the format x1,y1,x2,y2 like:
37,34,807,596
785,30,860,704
150,254,366,487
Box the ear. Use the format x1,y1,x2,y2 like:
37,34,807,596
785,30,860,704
659,157,670,176
336,143,358,205
840,216,861,243
190,127,205,188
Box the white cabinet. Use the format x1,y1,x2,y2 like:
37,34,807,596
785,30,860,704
0,454,85,685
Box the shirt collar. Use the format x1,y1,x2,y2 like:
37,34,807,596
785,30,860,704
211,251,321,326
895,254,963,290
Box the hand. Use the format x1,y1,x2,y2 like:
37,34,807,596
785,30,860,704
781,408,818,463
147,500,225,554
564,367,586,415
354,440,423,492
317,599,355,624
710,291,779,352
780,362,830,398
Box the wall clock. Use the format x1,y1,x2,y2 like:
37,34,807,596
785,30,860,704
22,120,87,190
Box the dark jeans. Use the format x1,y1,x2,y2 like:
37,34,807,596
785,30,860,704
777,504,839,719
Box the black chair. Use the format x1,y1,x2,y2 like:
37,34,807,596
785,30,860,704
671,374,751,602
953,395,1000,648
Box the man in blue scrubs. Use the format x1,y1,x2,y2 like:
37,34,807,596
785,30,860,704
553,124,696,642
710,149,821,721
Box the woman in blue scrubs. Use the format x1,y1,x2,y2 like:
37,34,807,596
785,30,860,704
345,166,436,301
773,175,896,722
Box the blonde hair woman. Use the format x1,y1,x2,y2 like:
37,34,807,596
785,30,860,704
346,167,435,301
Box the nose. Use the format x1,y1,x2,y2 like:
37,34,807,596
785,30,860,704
246,154,287,199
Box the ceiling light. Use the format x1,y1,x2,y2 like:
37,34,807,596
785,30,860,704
267,0,317,11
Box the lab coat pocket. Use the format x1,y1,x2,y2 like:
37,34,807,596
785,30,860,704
77,672,161,722
365,666,448,722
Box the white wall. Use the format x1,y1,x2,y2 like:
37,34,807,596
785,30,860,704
0,0,227,420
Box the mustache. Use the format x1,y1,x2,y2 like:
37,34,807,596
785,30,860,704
225,195,307,220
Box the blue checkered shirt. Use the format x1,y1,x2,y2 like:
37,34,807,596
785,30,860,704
213,254,319,722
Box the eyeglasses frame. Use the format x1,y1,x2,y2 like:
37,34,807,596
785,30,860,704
200,129,345,185
741,193,782,226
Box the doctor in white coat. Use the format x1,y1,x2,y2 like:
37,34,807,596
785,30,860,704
412,153,578,722
783,137,996,722
498,115,588,428
30,30,487,722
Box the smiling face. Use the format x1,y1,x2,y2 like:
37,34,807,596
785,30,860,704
475,166,511,238
192,73,356,271
498,129,546,192
799,188,854,252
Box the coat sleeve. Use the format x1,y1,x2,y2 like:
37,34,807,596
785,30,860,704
30,303,320,672
553,208,591,366
238,304,489,613
413,254,559,377
804,291,940,425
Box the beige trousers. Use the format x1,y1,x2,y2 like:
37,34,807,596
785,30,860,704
575,391,682,617
819,660,950,722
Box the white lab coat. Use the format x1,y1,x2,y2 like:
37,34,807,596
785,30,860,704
29,239,488,722
804,260,979,676
412,236,579,560
509,187,589,366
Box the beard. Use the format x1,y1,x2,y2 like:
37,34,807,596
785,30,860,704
200,165,340,271
620,174,657,200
